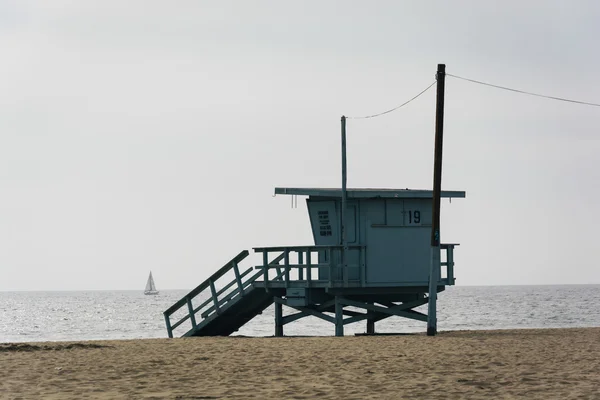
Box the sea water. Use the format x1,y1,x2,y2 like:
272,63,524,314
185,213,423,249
1,285,599,343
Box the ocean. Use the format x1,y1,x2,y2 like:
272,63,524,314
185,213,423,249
1,285,599,343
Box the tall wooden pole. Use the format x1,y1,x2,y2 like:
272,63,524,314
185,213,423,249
341,116,348,283
427,64,446,336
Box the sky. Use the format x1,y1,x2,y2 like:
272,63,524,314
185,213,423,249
1,1,598,291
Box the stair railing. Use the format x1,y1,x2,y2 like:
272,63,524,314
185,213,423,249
163,250,286,338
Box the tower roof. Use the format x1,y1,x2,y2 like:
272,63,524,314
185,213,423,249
274,187,466,199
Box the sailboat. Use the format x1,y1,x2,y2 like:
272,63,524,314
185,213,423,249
144,271,159,295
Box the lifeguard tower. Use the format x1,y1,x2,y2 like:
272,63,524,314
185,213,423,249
163,63,464,337
163,186,464,338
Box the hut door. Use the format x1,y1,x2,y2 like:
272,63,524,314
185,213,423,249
307,200,359,282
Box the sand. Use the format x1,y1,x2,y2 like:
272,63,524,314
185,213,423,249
1,328,599,399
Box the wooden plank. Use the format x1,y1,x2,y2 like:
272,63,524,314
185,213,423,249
285,304,336,324
284,249,290,287
328,248,333,288
258,251,287,286
253,245,364,253
446,245,455,285
281,311,307,325
209,279,220,315
339,299,428,322
377,298,429,311
335,297,344,336
253,263,330,270
232,261,244,296
170,315,189,331
262,251,269,289
440,243,460,249
269,252,286,266
270,251,285,281
316,299,336,311
306,251,312,287
298,251,304,280
186,297,197,328
274,301,283,337
164,313,173,338
342,313,369,325
254,245,338,253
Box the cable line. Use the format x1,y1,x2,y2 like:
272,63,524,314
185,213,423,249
447,73,600,107
347,81,437,119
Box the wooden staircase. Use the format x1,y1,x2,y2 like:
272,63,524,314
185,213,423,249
163,250,284,338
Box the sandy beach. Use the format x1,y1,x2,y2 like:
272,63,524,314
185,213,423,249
1,328,599,399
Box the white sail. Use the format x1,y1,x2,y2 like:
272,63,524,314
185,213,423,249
144,271,159,295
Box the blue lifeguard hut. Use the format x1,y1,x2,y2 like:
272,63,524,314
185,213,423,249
163,63,464,337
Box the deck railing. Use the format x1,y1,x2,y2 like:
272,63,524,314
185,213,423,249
253,245,366,288
164,243,457,337
255,244,457,287
440,243,458,285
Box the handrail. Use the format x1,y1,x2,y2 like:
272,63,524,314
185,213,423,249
199,266,290,319
164,250,287,338
164,250,249,317
168,266,254,332
254,245,364,252
440,243,460,249
200,270,263,318
254,263,330,270
191,267,253,316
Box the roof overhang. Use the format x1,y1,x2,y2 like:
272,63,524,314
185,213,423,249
274,187,466,199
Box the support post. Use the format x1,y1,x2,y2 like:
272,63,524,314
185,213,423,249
335,296,344,337
447,245,455,285
427,248,441,335
306,251,312,286
186,297,197,328
366,319,375,334
284,249,290,287
262,251,269,289
298,251,304,280
428,63,446,337
340,116,348,286
232,261,244,296
164,314,173,338
328,247,333,287
209,279,221,315
274,299,283,337
366,302,375,334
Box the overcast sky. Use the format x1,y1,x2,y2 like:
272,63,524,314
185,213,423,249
1,1,598,291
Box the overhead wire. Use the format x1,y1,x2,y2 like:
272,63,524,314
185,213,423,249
447,73,600,107
346,80,437,119
345,71,599,122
